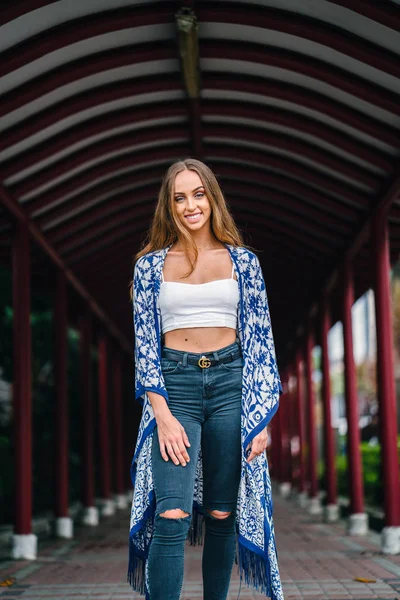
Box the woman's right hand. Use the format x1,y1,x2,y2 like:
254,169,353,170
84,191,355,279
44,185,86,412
155,410,191,466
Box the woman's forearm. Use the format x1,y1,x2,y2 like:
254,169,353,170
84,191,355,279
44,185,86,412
147,391,170,418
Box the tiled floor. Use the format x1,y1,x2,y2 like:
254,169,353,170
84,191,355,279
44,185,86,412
1,490,400,599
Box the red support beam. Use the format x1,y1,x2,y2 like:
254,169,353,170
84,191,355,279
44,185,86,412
320,294,338,521
198,6,400,77
112,346,126,508
203,72,396,152
0,7,173,80
98,334,114,515
280,372,292,496
288,372,296,488
273,396,283,483
371,211,400,542
295,350,306,495
202,102,393,168
207,145,371,208
0,44,178,120
205,124,379,190
54,270,72,537
200,42,400,116
12,220,36,557
80,308,98,526
305,327,320,513
1,105,185,181
342,257,367,533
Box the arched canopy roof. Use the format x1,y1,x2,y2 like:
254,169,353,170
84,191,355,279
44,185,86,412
1,0,400,361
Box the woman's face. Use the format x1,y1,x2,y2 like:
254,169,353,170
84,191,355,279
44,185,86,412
173,169,212,234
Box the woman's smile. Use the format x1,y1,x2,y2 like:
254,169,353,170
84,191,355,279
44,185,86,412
185,211,203,223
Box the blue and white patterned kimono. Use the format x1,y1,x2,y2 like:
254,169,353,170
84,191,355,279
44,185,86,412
128,244,284,600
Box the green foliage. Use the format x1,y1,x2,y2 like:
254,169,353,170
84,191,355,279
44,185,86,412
319,438,400,508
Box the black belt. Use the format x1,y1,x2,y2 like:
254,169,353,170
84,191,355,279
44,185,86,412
162,348,242,369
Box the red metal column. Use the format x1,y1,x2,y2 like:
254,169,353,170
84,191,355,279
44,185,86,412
124,355,134,492
98,334,114,514
80,309,98,525
273,396,283,482
267,415,276,479
371,212,400,534
305,329,319,506
280,372,292,495
320,295,338,518
12,221,33,541
54,270,71,537
342,258,366,528
288,371,296,487
295,350,306,495
112,346,126,508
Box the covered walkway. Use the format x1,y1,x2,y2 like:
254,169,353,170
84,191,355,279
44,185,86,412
1,0,400,595
1,492,400,600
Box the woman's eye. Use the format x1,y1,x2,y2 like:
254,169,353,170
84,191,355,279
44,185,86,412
175,196,185,202
195,192,204,198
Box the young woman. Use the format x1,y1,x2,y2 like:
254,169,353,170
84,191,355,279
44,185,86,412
128,158,283,600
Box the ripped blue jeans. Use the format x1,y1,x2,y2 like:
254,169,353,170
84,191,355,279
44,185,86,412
147,341,243,600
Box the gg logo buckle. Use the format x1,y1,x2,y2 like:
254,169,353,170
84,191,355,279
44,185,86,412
198,355,211,369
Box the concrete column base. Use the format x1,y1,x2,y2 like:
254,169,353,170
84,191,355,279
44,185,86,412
381,526,400,554
114,494,128,510
308,496,323,516
279,482,292,498
11,534,37,560
100,498,116,516
324,503,340,523
82,506,99,526
297,491,308,508
347,512,369,536
55,517,73,539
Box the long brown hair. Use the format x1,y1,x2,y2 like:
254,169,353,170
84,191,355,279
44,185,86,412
129,158,244,300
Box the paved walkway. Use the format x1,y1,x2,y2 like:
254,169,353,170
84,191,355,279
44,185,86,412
1,490,400,600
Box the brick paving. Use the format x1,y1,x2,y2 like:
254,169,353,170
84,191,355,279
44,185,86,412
1,490,400,599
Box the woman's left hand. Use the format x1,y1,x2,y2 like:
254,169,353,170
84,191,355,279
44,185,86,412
246,427,268,463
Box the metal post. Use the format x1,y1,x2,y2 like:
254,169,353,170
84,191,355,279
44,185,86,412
54,271,72,538
295,350,307,507
320,295,339,522
12,221,37,559
342,257,368,535
80,309,98,526
279,372,292,498
371,211,400,553
305,329,321,515
98,334,115,516
112,347,127,509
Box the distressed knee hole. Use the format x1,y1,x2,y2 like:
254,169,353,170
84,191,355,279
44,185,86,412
207,509,231,520
159,509,189,519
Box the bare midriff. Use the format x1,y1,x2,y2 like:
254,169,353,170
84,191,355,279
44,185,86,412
163,326,237,353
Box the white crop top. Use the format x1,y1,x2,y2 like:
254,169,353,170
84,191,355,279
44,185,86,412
159,264,239,334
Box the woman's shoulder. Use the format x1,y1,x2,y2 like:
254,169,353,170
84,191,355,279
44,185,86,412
134,247,168,272
229,245,260,266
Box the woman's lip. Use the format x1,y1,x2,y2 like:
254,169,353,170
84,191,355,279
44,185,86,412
185,212,202,218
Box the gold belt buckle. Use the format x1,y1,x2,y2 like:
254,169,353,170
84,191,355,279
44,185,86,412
198,355,211,368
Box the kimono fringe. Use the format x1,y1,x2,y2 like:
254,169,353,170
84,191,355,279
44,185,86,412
188,506,205,546
237,539,273,600
127,534,146,596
